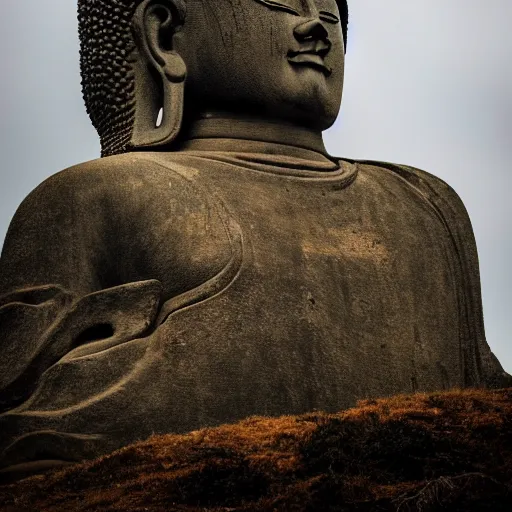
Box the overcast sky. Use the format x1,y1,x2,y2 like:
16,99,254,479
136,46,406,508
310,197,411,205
0,1,510,373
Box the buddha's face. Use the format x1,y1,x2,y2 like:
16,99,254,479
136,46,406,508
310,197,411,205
173,0,345,130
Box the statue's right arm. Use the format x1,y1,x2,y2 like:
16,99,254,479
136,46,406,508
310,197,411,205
0,163,162,411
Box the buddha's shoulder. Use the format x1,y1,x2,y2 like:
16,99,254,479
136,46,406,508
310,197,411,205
23,152,204,207
354,159,469,213
40,152,199,188
7,153,214,242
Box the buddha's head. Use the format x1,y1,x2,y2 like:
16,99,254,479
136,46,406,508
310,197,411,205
78,0,348,156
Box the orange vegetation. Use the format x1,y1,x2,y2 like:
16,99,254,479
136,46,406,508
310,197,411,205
1,388,511,511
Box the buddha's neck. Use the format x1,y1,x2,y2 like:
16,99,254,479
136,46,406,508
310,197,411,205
177,113,328,155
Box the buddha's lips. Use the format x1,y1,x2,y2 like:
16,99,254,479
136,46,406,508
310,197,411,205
287,44,332,76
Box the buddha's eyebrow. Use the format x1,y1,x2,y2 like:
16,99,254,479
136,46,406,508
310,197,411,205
315,0,341,23
253,0,340,23
253,0,300,16
319,10,340,24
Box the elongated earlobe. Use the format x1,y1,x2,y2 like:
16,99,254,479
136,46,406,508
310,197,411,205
130,0,187,149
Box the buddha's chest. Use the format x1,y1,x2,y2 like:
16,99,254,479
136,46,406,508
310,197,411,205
142,168,462,401
200,168,460,332
234,183,459,351
144,166,460,338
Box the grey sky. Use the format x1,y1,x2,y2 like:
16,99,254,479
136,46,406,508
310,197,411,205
0,1,510,373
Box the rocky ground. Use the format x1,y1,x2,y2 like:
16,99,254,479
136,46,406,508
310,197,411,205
0,388,511,511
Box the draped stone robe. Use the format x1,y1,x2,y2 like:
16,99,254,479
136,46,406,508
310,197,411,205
0,140,509,473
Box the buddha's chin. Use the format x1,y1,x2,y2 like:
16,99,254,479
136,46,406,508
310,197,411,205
282,92,340,131
284,71,342,129
300,110,338,132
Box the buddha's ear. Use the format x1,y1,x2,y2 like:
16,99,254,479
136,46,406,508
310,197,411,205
130,0,187,149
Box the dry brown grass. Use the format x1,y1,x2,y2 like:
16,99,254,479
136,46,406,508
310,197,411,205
1,388,511,511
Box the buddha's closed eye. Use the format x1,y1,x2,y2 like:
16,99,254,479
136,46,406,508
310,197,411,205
253,0,340,24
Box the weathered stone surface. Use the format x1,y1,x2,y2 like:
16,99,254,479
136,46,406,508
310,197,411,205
0,0,510,477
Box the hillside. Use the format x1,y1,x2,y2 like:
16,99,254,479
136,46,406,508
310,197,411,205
1,388,511,511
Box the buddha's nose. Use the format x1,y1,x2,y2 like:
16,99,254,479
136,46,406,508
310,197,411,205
293,18,329,42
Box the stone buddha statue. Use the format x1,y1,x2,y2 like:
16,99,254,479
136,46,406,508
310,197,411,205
0,0,509,476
